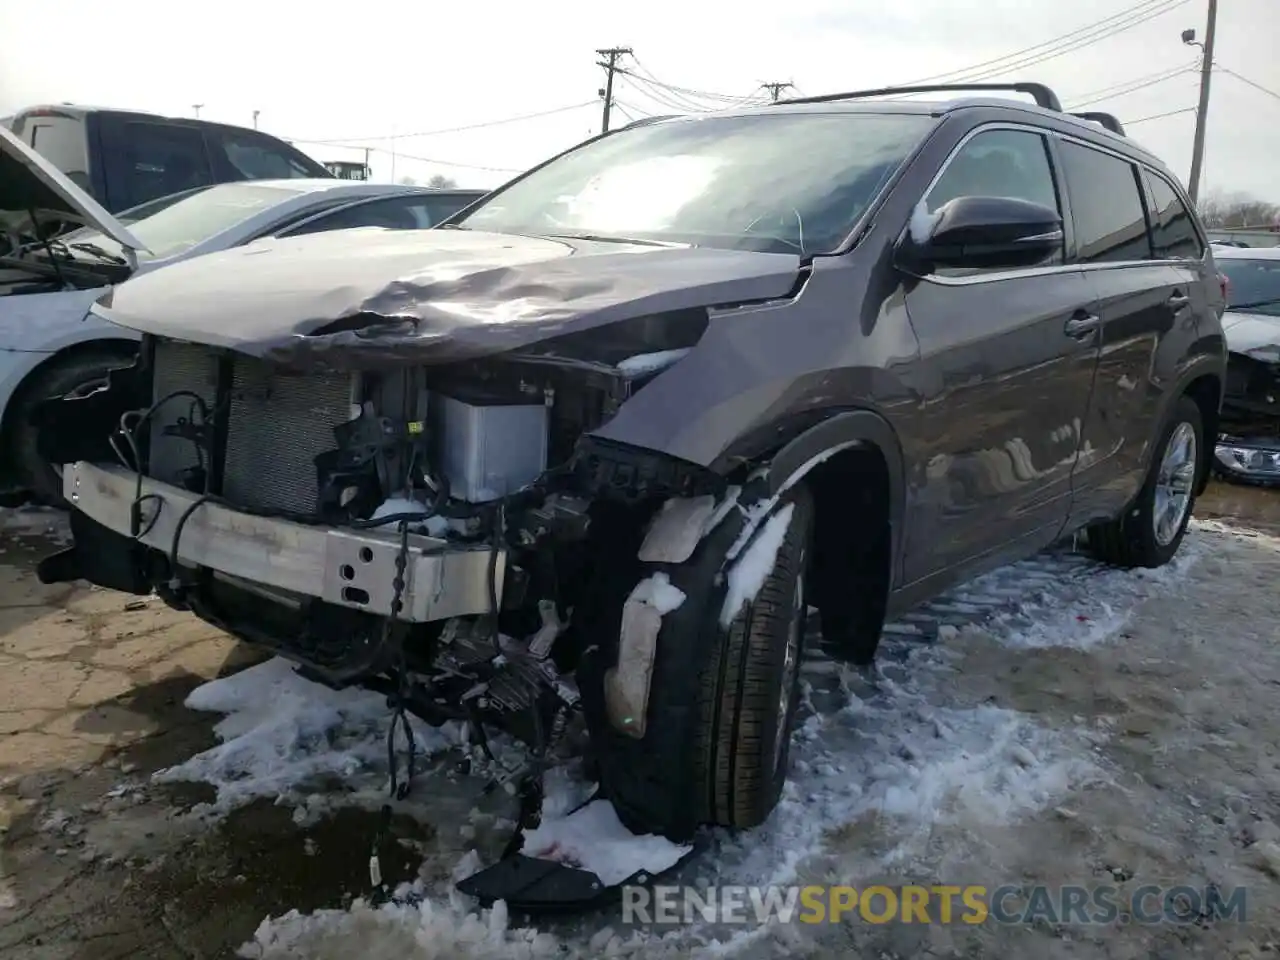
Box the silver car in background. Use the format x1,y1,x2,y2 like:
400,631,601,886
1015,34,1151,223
0,130,486,504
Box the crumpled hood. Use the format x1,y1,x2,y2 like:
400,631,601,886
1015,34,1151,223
90,226,801,369
1224,310,1280,362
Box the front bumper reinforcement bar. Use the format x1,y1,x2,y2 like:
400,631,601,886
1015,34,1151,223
61,461,505,622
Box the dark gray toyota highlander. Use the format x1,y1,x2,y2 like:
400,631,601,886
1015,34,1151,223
34,81,1227,896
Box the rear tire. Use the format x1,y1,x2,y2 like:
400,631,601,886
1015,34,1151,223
10,349,135,507
1088,395,1203,569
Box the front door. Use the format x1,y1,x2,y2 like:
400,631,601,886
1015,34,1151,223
900,126,1100,587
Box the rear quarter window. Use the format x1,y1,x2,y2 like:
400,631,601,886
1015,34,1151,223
24,117,91,193
1144,171,1203,259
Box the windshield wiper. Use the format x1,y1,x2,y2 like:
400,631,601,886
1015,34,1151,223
543,232,688,248
1231,297,1280,311
67,241,128,266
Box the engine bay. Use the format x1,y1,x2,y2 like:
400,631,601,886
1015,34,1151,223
34,331,728,765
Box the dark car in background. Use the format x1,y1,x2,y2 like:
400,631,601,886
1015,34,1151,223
5,104,333,216
1213,246,1280,482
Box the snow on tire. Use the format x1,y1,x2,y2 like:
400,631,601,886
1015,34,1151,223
693,484,815,830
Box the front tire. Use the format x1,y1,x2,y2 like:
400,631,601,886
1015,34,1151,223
584,484,815,841
10,349,134,507
692,485,814,829
1088,395,1203,568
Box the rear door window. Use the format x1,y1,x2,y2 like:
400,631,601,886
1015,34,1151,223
1143,171,1203,260
208,128,327,180
1057,140,1150,264
99,119,213,211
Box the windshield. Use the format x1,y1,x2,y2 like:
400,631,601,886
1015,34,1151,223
456,112,935,256
1220,256,1280,317
66,181,310,261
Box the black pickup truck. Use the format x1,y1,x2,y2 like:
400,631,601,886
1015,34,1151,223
4,104,332,215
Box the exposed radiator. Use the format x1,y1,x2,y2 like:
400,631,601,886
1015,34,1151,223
148,340,356,515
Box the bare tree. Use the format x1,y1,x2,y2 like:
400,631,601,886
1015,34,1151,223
1198,188,1280,230
399,176,418,186
427,174,458,189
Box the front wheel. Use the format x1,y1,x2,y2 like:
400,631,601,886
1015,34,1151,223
692,485,814,830
1088,395,1203,568
10,349,133,507
585,484,815,841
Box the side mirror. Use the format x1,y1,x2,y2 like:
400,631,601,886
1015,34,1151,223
899,195,1064,274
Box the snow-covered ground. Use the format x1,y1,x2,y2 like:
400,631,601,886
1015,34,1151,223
128,523,1216,959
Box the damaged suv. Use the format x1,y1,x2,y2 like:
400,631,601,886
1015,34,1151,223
36,82,1225,857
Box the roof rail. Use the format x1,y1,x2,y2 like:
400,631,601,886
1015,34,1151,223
1068,111,1126,136
775,82,1063,112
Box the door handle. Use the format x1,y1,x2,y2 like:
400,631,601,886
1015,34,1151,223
1064,312,1100,339
1167,291,1191,309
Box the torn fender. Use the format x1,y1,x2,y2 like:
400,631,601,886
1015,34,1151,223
89,227,802,371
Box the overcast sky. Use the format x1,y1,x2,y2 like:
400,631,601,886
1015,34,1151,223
1,0,1275,201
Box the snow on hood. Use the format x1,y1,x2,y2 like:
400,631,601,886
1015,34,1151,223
0,125,145,255
88,226,802,370
1223,310,1280,361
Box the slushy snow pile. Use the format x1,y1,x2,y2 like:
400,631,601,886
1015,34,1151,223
151,526,1215,958
521,799,693,886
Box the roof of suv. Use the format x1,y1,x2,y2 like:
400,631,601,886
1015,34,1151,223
629,89,1168,174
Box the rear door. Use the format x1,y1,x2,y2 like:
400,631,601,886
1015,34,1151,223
900,125,1099,584
95,116,213,212
1057,139,1196,526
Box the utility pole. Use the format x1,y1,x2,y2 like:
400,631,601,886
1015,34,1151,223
596,46,632,134
192,103,203,119
761,81,795,102
252,109,260,129
1182,0,1218,205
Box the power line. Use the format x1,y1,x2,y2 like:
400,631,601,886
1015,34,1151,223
1124,105,1198,124
289,102,598,146
1065,63,1194,107
617,70,716,113
1067,64,1198,109
1217,66,1280,103
889,0,1192,89
361,144,523,174
628,55,764,104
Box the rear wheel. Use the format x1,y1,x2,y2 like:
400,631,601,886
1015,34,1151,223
1088,395,1202,568
11,349,134,507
